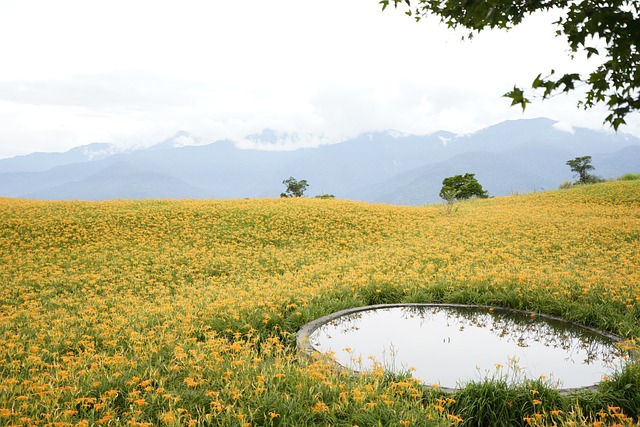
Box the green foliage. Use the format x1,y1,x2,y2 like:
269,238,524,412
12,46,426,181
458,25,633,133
314,193,336,199
566,156,603,184
439,187,460,215
558,180,574,190
452,377,565,427
439,173,488,201
280,176,308,197
360,281,405,305
597,364,640,419
618,172,640,181
380,0,640,130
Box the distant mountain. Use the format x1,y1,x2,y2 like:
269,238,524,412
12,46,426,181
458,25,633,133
347,150,556,205
1,118,639,205
24,161,210,200
0,142,119,173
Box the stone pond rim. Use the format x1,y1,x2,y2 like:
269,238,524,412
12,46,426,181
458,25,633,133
296,303,629,394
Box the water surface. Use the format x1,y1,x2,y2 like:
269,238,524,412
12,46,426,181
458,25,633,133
307,305,628,390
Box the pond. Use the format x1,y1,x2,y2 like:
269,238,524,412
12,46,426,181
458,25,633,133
298,304,630,391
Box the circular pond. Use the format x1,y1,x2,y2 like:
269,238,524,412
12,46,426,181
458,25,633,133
297,304,630,391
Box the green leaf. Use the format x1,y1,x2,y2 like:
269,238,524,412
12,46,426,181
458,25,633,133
532,73,544,89
612,116,626,131
585,47,599,58
503,87,530,111
557,73,581,93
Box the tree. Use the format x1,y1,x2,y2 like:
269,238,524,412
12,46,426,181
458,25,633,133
439,173,488,201
280,177,308,197
380,0,640,130
566,155,602,184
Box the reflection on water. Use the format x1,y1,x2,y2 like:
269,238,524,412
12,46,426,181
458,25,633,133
308,306,629,390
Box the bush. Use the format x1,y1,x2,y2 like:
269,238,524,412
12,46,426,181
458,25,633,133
618,172,640,181
581,174,605,184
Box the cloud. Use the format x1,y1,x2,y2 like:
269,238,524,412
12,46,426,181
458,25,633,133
0,72,199,112
0,0,638,160
553,121,576,134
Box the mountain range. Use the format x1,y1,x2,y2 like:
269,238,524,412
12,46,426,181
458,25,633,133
1,118,639,205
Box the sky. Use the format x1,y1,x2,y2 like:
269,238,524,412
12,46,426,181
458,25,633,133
1,0,638,159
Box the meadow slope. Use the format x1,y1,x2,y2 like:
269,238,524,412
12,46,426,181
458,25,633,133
1,181,639,426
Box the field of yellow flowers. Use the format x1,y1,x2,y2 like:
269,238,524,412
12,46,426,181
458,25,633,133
1,180,639,426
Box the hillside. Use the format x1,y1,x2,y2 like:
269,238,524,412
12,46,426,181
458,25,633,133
1,181,639,425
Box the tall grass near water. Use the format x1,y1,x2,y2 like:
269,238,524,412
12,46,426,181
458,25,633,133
1,181,639,426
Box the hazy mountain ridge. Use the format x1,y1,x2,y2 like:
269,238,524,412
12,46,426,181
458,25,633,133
0,142,120,173
1,118,639,205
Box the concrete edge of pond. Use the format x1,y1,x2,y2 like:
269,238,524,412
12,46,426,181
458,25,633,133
296,303,629,395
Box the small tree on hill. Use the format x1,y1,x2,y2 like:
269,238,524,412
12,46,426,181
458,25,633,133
566,156,602,184
280,177,308,197
439,173,489,201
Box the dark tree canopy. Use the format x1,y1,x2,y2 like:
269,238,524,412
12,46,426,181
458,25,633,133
566,155,601,183
439,173,489,201
280,177,309,198
381,0,640,130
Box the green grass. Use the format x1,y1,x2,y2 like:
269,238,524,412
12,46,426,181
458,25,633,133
618,172,640,181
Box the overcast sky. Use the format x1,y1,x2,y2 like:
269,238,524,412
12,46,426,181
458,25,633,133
1,0,638,159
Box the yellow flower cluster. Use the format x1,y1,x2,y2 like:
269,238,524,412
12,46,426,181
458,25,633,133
0,180,638,425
